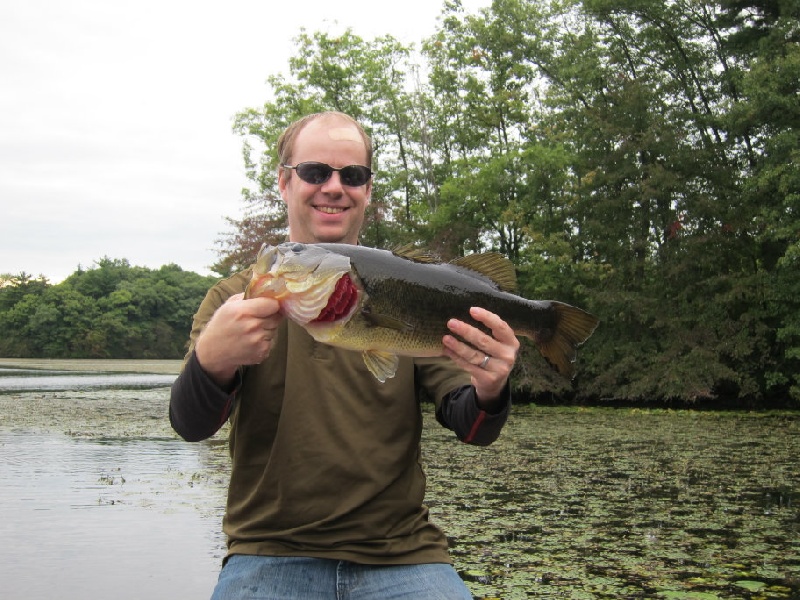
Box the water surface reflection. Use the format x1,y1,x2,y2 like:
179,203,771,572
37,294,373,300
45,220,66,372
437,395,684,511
0,366,175,392
0,362,227,600
0,432,226,600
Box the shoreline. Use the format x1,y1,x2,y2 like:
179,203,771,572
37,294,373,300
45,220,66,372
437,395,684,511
0,358,183,375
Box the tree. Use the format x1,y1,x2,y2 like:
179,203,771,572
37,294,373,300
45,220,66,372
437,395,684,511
718,0,800,401
211,0,799,405
0,262,217,359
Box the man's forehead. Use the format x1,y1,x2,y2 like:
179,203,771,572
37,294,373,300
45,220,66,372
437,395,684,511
300,118,362,143
326,126,362,142
294,119,367,158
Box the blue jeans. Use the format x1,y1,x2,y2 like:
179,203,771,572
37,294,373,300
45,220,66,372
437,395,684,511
210,555,473,600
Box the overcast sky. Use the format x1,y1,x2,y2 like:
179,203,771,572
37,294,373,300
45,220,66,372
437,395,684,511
1,0,489,283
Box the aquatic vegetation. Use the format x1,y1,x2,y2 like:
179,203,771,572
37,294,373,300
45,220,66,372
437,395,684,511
423,406,799,599
0,362,797,598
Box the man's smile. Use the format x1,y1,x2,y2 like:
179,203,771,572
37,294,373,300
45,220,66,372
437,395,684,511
315,206,347,214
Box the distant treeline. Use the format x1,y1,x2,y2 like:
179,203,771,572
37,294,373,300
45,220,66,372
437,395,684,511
0,260,217,360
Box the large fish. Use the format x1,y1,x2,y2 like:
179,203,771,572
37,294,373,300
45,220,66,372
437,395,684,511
245,242,599,382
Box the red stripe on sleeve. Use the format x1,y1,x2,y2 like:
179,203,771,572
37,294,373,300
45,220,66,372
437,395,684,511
463,410,487,444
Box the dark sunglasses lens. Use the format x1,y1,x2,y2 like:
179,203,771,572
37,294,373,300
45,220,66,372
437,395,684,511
293,162,371,186
295,163,332,185
340,166,371,186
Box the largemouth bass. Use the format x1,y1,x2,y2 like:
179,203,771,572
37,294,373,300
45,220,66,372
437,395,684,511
245,242,599,382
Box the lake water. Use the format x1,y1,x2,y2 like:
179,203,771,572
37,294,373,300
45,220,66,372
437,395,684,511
1,360,798,599
0,433,226,599
0,360,228,600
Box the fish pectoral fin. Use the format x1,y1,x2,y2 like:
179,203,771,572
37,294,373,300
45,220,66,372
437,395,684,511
362,350,400,383
362,309,414,332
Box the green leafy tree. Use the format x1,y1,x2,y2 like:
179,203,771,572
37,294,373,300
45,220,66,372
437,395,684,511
718,0,800,401
210,0,798,405
0,262,217,359
0,273,49,312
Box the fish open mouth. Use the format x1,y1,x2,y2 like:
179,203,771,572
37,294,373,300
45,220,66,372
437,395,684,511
312,274,358,322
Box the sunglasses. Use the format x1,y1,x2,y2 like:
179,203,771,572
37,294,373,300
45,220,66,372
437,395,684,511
281,161,373,187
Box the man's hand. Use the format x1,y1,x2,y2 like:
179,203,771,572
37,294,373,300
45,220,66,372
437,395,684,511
442,307,519,411
194,293,283,387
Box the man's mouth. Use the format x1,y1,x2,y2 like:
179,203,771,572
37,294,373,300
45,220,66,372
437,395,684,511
315,206,346,214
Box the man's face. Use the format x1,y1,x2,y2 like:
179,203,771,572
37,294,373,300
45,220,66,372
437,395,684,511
278,117,372,245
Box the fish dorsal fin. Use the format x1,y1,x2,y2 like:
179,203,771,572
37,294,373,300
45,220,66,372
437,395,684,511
362,350,400,383
391,244,443,264
450,253,518,293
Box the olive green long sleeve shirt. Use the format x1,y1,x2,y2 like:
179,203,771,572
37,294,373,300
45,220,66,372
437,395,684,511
170,270,510,564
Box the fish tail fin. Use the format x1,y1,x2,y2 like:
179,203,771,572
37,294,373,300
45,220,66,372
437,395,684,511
529,302,599,379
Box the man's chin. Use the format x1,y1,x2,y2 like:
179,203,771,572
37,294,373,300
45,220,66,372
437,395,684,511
308,223,363,244
309,230,352,244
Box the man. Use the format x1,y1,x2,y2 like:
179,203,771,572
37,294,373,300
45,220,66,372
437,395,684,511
170,111,520,599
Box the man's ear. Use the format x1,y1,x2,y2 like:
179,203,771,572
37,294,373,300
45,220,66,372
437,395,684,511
278,168,289,203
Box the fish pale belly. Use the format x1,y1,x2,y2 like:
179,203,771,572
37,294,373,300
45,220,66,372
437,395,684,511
299,320,439,384
304,315,447,357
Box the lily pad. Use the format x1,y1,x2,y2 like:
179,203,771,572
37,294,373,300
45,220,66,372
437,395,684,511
734,579,767,592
